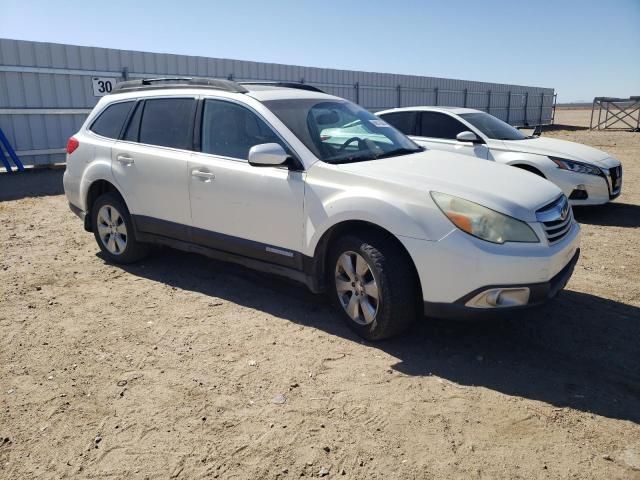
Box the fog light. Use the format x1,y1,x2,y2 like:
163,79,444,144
569,185,588,200
465,287,530,308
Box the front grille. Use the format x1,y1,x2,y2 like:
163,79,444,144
609,165,622,196
536,195,574,244
541,211,574,244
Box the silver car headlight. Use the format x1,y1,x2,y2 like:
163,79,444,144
549,157,603,176
430,192,539,244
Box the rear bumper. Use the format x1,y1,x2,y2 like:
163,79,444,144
424,248,580,320
68,202,91,231
69,202,85,220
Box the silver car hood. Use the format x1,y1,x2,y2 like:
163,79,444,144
337,150,563,222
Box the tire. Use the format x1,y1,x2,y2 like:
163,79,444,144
328,232,418,340
91,192,149,264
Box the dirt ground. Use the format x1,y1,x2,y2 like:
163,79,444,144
1,108,639,479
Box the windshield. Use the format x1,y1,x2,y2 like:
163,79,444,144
460,112,527,141
264,99,423,164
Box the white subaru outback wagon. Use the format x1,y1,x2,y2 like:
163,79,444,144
64,78,580,340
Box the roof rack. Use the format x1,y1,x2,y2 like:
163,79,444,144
239,81,325,93
112,77,248,94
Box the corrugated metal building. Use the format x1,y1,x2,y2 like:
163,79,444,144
0,38,555,168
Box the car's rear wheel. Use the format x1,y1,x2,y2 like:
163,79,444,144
328,232,418,340
91,192,148,264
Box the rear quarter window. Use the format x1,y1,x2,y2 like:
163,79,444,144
89,101,135,139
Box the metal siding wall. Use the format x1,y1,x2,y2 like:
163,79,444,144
491,92,510,122
401,88,437,109
0,39,554,167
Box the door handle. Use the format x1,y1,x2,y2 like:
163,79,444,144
116,154,134,165
191,169,215,181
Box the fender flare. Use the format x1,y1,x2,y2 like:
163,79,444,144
79,160,125,213
303,192,451,258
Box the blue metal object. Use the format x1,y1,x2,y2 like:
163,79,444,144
0,127,24,172
0,144,13,172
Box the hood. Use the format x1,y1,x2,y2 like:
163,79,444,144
337,150,562,223
499,137,612,166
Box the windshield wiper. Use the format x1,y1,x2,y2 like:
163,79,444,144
325,153,379,165
325,146,423,165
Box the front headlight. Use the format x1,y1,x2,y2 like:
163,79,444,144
549,157,603,176
430,192,539,244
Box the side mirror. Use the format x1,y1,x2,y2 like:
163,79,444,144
456,131,481,143
248,143,289,167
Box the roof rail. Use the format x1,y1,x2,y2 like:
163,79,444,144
112,77,248,94
239,81,325,93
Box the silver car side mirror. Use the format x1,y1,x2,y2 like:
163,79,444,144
456,131,481,143
248,143,289,167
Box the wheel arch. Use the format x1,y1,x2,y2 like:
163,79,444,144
84,179,126,232
511,163,546,178
309,220,423,301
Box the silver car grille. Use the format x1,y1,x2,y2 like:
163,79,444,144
608,165,622,196
536,195,574,244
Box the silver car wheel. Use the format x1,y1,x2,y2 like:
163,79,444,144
335,251,379,325
96,205,127,255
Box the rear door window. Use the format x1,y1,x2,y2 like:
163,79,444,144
378,111,417,135
139,98,196,150
419,112,468,140
90,101,134,139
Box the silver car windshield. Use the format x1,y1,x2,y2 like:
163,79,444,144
264,99,422,164
460,112,528,141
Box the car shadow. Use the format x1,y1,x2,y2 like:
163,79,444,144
0,168,64,202
573,203,640,228
540,124,590,132
111,248,640,424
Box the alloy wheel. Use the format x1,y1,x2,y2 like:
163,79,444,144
96,204,127,255
335,251,379,325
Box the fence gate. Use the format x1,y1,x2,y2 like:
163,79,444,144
590,96,640,131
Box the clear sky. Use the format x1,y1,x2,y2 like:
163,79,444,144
2,0,639,102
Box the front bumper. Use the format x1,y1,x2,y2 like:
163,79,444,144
398,220,580,317
552,163,622,206
423,248,580,320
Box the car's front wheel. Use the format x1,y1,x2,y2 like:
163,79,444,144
328,232,418,340
91,192,148,264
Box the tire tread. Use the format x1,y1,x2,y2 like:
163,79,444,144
329,231,418,340
91,192,149,264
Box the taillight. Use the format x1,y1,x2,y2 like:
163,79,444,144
66,137,79,155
